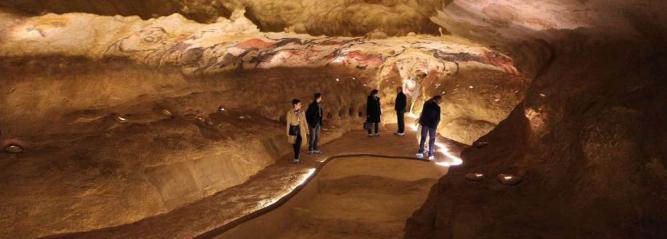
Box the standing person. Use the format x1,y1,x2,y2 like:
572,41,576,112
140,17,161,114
366,89,381,137
394,87,407,136
416,95,442,160
306,93,323,154
286,99,309,163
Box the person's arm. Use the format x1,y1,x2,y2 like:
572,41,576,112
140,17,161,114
305,105,313,126
401,94,407,111
302,113,310,135
366,99,371,118
286,112,291,136
394,95,400,110
417,102,426,125
435,106,441,126
378,98,382,115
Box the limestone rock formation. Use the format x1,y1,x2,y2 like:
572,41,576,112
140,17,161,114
1,0,664,238
0,4,524,238
405,0,667,238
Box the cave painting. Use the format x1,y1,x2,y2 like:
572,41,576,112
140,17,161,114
104,27,519,76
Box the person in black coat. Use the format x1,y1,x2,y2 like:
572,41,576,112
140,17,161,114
366,89,381,136
394,87,407,136
306,93,323,154
417,95,442,160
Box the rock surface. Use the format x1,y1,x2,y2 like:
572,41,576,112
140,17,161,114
405,0,667,238
2,0,663,238
0,5,524,238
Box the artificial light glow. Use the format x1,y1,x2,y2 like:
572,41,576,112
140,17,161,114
331,56,346,64
434,142,463,167
465,172,485,181
406,112,418,119
409,124,419,132
256,168,316,208
404,79,416,88
504,176,513,180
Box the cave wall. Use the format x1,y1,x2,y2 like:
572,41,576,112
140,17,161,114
406,0,667,238
0,5,528,238
0,56,373,238
0,1,662,238
0,0,231,22
0,0,448,36
0,10,526,144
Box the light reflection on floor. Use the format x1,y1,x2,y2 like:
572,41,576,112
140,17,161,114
256,168,316,208
406,112,463,167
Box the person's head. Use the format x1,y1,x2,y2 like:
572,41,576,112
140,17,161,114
370,89,379,97
314,93,322,103
292,98,302,110
397,86,403,93
431,95,442,104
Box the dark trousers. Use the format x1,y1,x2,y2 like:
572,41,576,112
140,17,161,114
396,111,405,133
419,126,437,155
367,122,379,134
308,124,321,151
293,133,302,159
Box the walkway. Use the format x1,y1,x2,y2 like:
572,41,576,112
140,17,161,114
50,125,466,239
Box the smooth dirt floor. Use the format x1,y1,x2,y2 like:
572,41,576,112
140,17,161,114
218,153,449,238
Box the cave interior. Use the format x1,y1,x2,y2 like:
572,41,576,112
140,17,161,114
0,1,665,239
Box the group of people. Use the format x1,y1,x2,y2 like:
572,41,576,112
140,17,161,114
286,88,442,163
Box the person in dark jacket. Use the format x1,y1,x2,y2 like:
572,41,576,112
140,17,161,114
417,95,442,160
366,89,381,136
306,93,323,154
394,87,407,136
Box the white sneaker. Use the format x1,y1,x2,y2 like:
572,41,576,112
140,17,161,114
428,155,435,161
416,153,424,159
293,158,300,164
394,132,405,136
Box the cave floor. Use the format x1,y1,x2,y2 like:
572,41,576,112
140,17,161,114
219,155,447,239
58,124,466,238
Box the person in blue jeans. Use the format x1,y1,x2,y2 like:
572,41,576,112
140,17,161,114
416,95,442,160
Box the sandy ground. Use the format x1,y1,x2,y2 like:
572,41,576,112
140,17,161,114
220,156,445,239
55,124,465,238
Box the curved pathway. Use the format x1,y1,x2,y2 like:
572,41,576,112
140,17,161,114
47,126,466,239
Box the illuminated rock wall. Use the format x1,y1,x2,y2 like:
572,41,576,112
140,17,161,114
0,8,525,237
406,0,667,238
0,0,447,36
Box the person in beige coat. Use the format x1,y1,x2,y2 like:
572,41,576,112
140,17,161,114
286,98,309,163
